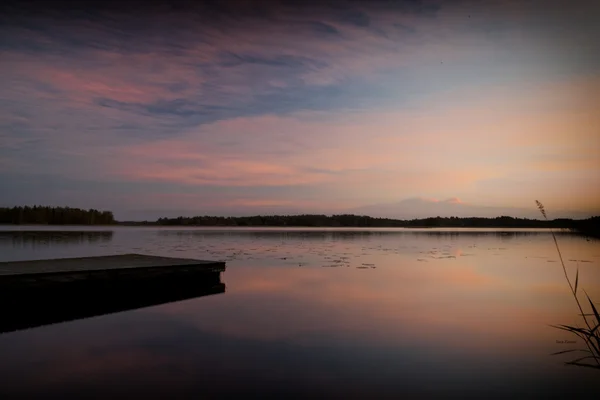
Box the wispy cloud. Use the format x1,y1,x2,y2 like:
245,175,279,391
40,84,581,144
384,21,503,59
1,0,599,218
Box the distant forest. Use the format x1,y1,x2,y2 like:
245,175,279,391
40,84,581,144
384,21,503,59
0,206,115,225
134,214,599,231
1,206,597,236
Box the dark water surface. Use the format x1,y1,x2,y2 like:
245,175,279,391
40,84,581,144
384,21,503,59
0,227,599,398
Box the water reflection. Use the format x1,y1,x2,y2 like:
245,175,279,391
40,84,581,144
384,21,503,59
0,227,599,397
0,230,114,246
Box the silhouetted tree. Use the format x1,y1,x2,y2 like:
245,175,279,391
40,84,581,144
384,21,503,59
143,214,596,229
0,206,115,225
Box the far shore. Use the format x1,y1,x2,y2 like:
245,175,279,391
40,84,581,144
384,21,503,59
1,206,597,237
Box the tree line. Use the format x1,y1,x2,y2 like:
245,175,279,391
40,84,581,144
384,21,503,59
1,206,596,234
137,214,595,229
0,206,115,225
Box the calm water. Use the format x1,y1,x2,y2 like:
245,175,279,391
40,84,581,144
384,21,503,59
0,226,599,398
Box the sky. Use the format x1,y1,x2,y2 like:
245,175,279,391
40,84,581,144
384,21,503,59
0,0,599,221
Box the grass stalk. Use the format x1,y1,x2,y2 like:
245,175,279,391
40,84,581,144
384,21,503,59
536,200,600,369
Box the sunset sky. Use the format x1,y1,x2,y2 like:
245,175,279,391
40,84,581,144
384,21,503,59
1,0,599,220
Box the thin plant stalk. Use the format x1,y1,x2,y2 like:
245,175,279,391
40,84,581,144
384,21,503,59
536,200,600,368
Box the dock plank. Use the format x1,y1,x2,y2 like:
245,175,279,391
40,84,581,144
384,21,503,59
0,253,225,276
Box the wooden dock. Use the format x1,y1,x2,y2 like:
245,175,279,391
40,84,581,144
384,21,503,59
0,254,226,334
0,253,225,277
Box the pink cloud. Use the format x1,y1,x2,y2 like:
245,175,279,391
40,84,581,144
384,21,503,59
110,153,332,187
49,71,597,213
3,0,568,113
445,197,462,204
2,54,205,105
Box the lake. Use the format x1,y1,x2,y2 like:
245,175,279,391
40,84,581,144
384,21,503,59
0,226,599,398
